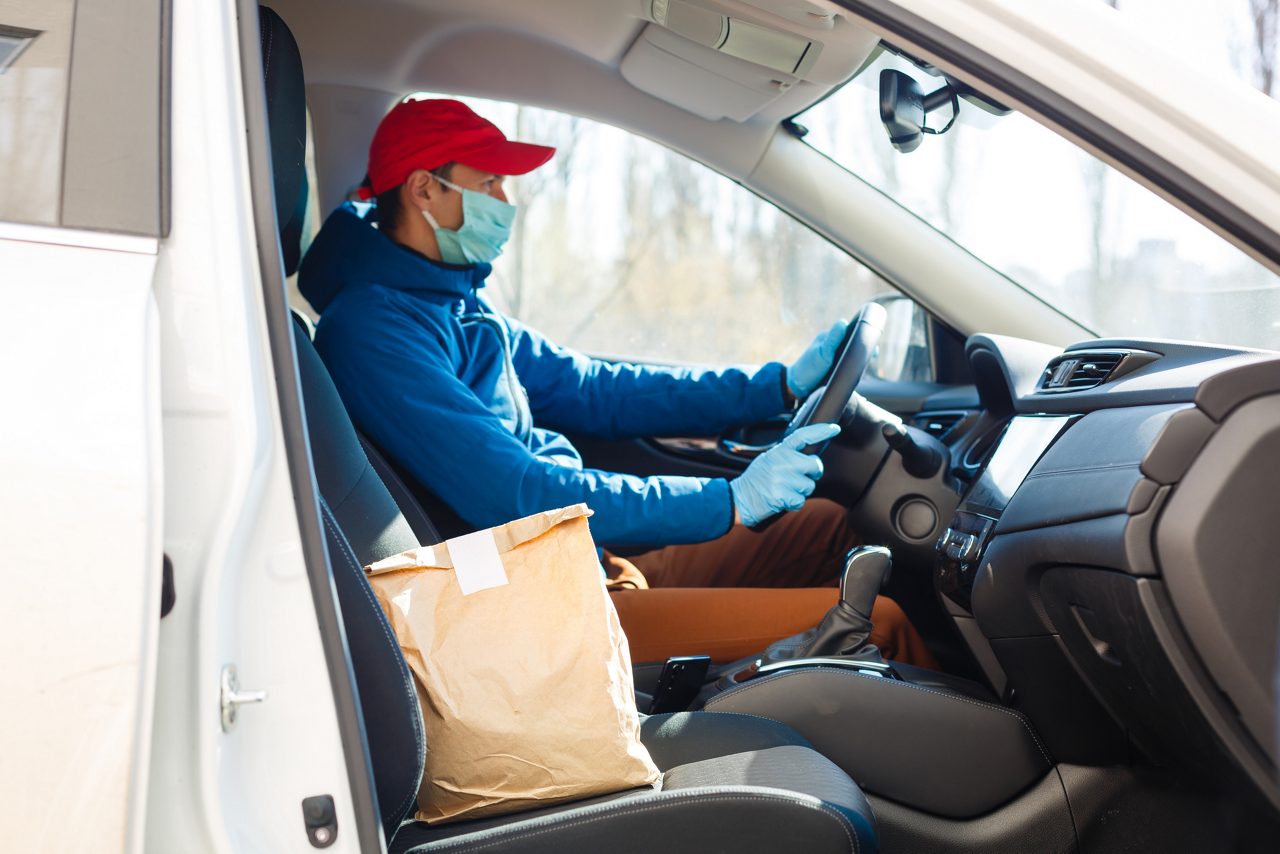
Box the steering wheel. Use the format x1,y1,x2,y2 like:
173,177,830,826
783,301,888,449
740,303,886,531
718,301,886,464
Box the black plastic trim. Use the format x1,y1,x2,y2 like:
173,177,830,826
930,316,971,386
866,769,1073,853
234,4,383,851
160,553,175,619
834,1,1280,273
791,39,813,75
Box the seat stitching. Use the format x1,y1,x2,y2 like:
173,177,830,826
706,667,1053,765
683,709,815,739
321,505,423,825
320,502,425,826
329,463,381,523
261,17,273,84
707,668,1052,764
419,790,858,853
1022,461,1140,479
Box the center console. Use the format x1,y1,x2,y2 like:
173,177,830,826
702,652,1052,820
693,415,1078,822
936,416,1073,610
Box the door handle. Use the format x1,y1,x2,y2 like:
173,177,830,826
719,439,770,458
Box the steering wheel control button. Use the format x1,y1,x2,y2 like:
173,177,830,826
896,498,938,541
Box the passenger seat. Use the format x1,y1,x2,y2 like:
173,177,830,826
260,7,879,851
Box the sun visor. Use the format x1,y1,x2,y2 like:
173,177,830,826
620,23,807,121
621,1,877,123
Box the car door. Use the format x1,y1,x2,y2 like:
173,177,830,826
0,2,167,850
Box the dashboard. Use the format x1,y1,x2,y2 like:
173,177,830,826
920,333,1280,816
936,414,1071,610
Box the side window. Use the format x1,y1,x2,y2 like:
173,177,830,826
0,9,69,225
415,94,923,373
872,296,934,384
287,107,324,321
0,1,164,234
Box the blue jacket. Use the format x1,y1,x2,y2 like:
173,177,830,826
299,204,789,546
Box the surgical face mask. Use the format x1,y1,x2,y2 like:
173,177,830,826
421,175,516,265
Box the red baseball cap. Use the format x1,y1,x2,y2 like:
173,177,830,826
362,98,556,197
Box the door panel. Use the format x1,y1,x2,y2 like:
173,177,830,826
0,233,164,853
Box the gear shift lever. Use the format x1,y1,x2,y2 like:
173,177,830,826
838,546,893,622
748,546,894,667
791,545,892,659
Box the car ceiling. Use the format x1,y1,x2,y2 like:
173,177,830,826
265,0,1100,344
266,0,880,204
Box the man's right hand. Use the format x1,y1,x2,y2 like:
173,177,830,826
729,423,841,527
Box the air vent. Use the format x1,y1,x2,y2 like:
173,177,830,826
1037,350,1130,392
911,411,967,441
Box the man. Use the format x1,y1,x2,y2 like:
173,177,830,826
299,98,935,668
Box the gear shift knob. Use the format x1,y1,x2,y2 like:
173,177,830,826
839,546,893,619
742,544,896,668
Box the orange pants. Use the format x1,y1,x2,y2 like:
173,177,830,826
606,499,938,669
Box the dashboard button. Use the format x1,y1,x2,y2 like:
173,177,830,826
897,499,939,540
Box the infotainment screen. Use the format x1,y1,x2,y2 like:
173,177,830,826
963,416,1073,517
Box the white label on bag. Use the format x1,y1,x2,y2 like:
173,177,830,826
449,529,509,596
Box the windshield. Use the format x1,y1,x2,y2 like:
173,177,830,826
798,51,1280,350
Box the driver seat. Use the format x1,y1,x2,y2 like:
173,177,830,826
259,7,878,852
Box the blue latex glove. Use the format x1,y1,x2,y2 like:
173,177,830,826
730,422,841,527
787,319,850,399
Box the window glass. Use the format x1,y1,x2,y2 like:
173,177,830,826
874,297,933,384
1103,0,1278,100
0,0,163,233
410,94,905,368
288,107,324,322
798,50,1280,350
0,3,73,225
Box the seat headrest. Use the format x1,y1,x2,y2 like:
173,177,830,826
259,6,308,276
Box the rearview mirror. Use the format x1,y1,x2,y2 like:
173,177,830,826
879,69,959,153
879,69,925,153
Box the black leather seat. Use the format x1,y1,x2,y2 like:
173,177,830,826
260,7,878,851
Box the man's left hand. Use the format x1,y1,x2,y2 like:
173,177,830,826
786,319,849,399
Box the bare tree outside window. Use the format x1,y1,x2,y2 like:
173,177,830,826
1249,0,1278,95
1081,0,1121,318
799,5,1280,350
417,94,894,367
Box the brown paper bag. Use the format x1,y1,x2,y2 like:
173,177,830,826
365,504,660,824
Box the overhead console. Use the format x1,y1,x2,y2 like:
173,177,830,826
621,0,879,121
649,0,825,76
